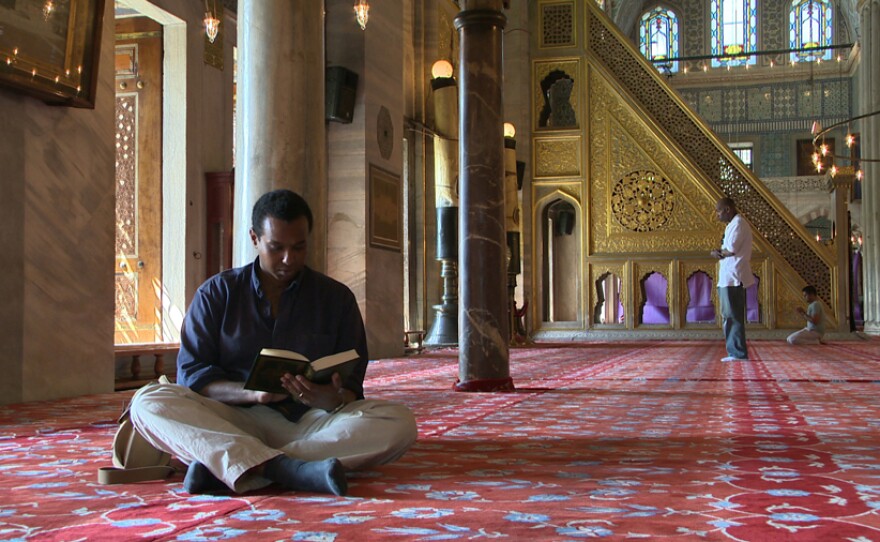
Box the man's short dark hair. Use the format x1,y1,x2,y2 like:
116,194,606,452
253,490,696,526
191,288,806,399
718,197,737,211
802,285,817,296
251,189,313,235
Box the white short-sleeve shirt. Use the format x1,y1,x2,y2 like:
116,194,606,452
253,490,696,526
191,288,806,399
718,213,755,288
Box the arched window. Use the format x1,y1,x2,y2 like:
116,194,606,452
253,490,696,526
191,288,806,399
639,7,679,73
711,0,757,68
790,0,832,63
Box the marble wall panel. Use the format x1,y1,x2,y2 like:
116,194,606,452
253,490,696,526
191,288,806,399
0,0,116,404
364,0,405,358
0,93,27,403
326,0,405,359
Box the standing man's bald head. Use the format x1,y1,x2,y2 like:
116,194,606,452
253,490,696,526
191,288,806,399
715,198,738,223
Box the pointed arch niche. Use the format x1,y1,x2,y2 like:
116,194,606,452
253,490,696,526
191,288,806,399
639,271,671,325
593,268,625,326
685,270,718,324
536,194,582,325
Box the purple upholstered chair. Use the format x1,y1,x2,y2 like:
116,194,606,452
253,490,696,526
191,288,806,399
686,272,716,323
641,273,670,324
746,275,760,323
853,250,864,326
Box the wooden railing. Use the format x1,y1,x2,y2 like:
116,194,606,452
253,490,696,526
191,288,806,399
114,343,179,390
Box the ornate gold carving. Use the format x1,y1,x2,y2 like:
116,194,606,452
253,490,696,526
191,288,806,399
608,118,708,234
534,185,581,203
533,59,579,130
590,72,720,253
540,1,576,48
611,171,674,232
635,263,672,280
535,137,580,178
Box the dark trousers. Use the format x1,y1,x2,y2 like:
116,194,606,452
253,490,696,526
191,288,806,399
719,285,748,359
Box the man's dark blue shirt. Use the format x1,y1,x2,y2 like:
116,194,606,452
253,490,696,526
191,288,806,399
177,258,369,420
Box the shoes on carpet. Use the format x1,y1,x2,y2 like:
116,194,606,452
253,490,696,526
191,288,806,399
721,356,748,362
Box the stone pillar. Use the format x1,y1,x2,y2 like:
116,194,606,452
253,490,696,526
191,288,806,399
234,0,326,270
453,3,514,392
859,0,880,334
829,170,855,332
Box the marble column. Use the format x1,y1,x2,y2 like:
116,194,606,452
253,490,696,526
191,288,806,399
234,0,327,270
859,0,880,334
829,171,855,332
453,3,514,392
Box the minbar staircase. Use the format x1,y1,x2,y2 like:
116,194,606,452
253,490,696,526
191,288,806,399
584,4,839,320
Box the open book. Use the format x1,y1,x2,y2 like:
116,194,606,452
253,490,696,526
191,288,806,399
243,348,360,394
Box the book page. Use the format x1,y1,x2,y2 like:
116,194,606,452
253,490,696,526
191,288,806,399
259,348,309,361
310,349,359,371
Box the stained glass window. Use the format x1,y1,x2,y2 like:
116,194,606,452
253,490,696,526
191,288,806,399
711,0,757,67
639,7,679,74
790,0,832,62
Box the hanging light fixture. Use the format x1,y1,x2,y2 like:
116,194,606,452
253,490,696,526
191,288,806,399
204,0,220,43
354,0,369,31
42,1,55,20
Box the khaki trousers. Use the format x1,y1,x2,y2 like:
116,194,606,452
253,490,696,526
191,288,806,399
129,382,418,493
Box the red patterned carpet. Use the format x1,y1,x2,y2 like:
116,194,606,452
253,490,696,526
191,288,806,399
2,339,880,541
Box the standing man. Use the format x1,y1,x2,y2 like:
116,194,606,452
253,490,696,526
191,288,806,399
710,197,754,362
130,189,417,495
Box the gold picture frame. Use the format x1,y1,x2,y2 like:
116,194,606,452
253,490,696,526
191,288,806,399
0,0,105,108
368,164,402,252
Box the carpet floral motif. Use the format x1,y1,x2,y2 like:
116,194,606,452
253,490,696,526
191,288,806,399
1,340,880,540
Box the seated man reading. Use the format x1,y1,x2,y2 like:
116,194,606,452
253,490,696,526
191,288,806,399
786,285,826,346
130,189,418,495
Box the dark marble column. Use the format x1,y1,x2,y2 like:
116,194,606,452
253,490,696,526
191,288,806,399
453,5,514,392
